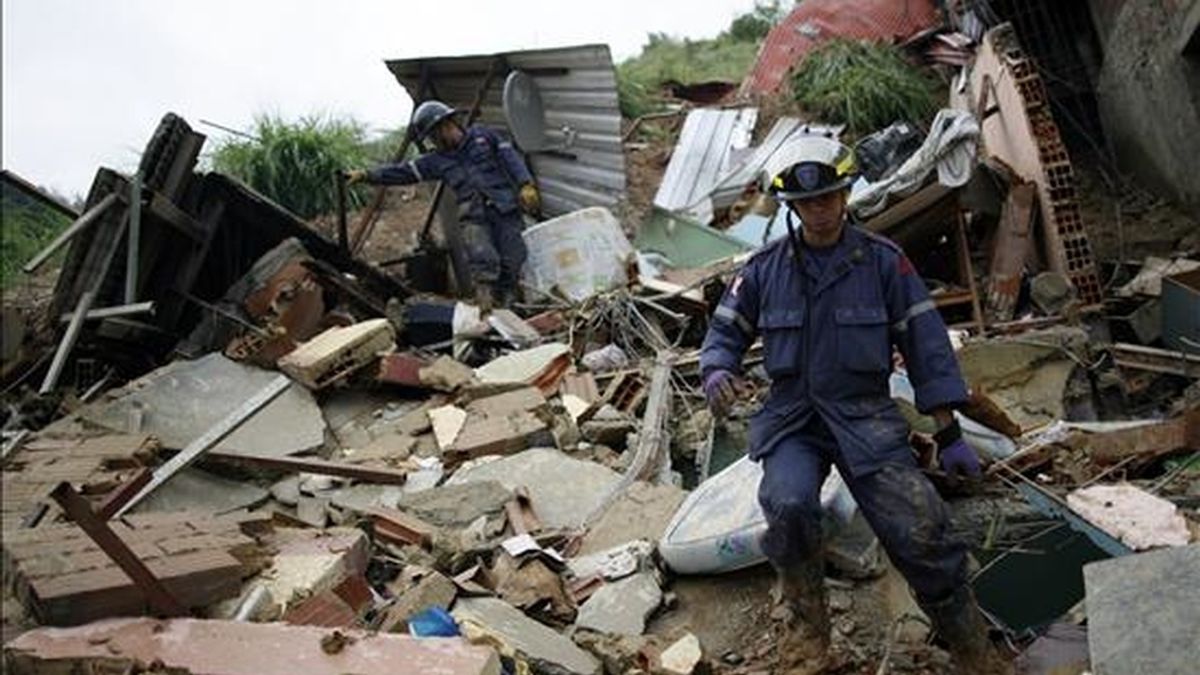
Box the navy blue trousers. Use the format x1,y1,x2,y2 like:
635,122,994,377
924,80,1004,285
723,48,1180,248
757,420,968,602
462,211,527,294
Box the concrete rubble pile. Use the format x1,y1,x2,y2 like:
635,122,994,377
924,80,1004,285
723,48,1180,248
3,11,1199,675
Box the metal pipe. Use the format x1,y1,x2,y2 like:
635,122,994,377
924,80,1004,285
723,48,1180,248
59,301,155,324
40,290,96,394
23,193,119,273
125,173,142,303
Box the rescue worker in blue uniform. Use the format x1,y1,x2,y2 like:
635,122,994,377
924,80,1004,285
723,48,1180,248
700,135,1009,674
348,99,540,308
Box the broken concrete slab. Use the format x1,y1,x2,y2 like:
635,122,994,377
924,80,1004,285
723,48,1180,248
447,411,550,464
380,570,458,633
464,386,547,418
327,484,405,513
1013,623,1089,675
575,571,662,636
394,481,512,528
1083,544,1200,675
278,318,396,390
453,596,600,675
447,448,621,529
270,475,301,506
4,617,502,675
78,353,325,458
131,467,269,515
579,481,686,556
1066,484,1191,550
957,328,1087,432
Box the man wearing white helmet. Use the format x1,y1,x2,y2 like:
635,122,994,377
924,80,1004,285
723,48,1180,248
700,134,1009,674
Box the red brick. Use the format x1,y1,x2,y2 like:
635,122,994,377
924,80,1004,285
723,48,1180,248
5,618,501,675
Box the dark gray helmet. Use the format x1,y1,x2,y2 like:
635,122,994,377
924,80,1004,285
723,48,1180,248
412,100,460,141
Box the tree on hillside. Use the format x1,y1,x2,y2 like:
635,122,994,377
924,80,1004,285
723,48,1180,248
726,1,791,42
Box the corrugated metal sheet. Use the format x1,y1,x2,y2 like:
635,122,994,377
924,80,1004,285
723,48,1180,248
744,0,942,94
385,44,625,217
709,116,805,209
653,108,758,223
688,118,846,214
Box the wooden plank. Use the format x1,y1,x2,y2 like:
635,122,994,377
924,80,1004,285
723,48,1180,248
986,182,1037,321
206,450,409,485
48,482,187,618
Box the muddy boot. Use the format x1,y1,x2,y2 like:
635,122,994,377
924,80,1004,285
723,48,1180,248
771,559,831,674
921,587,1012,675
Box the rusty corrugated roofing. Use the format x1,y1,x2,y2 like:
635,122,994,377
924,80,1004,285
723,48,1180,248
743,0,943,95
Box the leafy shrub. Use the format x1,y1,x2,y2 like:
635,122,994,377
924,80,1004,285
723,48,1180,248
791,39,939,137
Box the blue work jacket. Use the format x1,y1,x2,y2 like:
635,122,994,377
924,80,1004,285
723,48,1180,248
700,224,968,477
368,125,532,224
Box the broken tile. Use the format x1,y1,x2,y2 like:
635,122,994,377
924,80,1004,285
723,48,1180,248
430,405,468,451
453,597,600,675
447,448,621,529
1083,545,1199,675
660,633,703,674
575,571,662,636
328,484,404,513
4,617,501,675
77,353,325,457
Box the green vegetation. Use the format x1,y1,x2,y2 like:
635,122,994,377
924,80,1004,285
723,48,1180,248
209,115,384,219
616,1,790,118
790,39,939,137
1,183,72,288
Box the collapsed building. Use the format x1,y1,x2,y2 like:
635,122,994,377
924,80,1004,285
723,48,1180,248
1,6,1198,675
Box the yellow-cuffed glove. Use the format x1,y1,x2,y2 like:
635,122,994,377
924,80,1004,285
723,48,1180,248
344,169,368,185
518,183,540,214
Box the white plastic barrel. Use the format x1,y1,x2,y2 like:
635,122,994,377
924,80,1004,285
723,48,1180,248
522,207,634,302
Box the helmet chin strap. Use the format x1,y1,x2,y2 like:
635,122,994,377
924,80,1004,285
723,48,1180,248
784,206,809,298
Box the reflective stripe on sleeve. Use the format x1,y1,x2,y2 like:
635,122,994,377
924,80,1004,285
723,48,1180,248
891,299,936,333
715,304,753,335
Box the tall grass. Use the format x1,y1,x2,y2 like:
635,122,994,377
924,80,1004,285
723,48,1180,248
791,39,939,137
210,115,372,219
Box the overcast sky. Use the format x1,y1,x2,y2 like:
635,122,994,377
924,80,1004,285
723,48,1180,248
2,0,759,199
